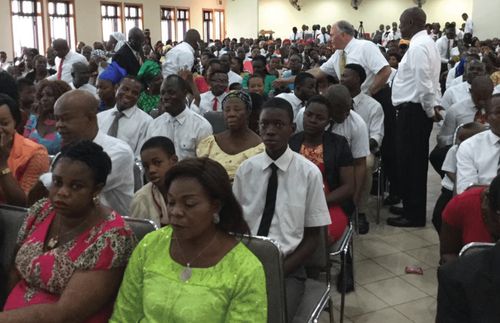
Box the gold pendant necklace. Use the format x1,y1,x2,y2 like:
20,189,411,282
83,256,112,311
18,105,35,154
46,211,92,250
174,231,218,282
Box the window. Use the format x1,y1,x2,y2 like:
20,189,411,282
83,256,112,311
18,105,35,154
160,7,174,42
101,2,122,41
203,9,225,42
10,0,44,57
176,9,189,42
124,4,143,35
202,10,213,42
48,0,76,50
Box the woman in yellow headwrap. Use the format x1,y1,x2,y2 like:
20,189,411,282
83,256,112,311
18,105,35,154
137,60,163,114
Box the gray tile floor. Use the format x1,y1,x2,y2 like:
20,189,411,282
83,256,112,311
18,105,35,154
320,125,442,323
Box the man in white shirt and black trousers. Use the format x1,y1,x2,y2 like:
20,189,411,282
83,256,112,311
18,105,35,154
388,7,442,228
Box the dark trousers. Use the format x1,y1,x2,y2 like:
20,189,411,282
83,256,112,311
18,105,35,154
373,85,400,196
286,266,306,322
430,144,452,179
432,187,453,233
396,103,433,225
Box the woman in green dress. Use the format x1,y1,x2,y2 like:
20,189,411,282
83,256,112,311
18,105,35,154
110,158,267,322
137,60,163,114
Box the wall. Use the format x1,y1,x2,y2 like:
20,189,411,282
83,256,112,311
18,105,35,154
472,0,500,39
258,0,473,39
226,0,258,38
0,0,14,58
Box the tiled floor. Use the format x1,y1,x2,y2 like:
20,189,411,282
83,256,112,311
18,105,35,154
319,125,442,323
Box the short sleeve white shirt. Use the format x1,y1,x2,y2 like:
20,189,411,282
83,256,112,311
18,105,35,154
48,51,88,84
191,91,228,114
276,92,304,118
441,144,458,191
437,97,477,147
233,147,331,256
441,81,470,110
353,93,384,146
161,42,195,78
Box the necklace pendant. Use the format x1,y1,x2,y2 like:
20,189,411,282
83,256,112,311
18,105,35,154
47,237,58,249
180,266,192,282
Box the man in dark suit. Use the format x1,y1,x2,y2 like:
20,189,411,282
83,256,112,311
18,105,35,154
437,242,500,322
112,27,145,76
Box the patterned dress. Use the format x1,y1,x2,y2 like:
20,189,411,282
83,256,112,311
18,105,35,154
3,199,136,322
23,114,62,155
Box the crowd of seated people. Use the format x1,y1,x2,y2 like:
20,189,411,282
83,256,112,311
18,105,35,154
1,6,500,322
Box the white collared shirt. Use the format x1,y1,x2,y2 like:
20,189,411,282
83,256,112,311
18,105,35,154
70,82,98,99
449,75,463,89
276,92,304,118
465,17,473,34
381,30,394,47
191,91,228,114
392,30,441,117
161,42,195,78
290,31,303,41
228,70,243,86
441,81,470,110
456,130,500,194
145,107,213,160
295,108,370,159
97,105,153,156
93,131,135,216
320,38,389,93
130,182,168,227
437,97,480,147
353,93,384,146
47,51,88,84
436,36,457,64
317,33,331,44
446,66,458,89
233,147,331,256
441,145,458,191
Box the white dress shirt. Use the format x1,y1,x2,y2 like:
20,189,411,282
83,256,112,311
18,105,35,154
47,51,88,84
381,30,394,47
320,38,389,94
276,92,304,118
353,93,384,146
465,17,473,34
130,182,168,227
145,107,213,160
441,145,458,191
228,70,243,86
191,91,228,114
97,105,153,156
437,97,479,146
449,75,463,89
317,33,331,44
446,66,458,89
295,108,370,159
387,67,397,86
456,130,500,194
290,32,303,41
70,82,98,99
93,131,135,216
392,30,441,117
441,81,470,110
162,42,195,78
233,148,331,256
436,36,457,64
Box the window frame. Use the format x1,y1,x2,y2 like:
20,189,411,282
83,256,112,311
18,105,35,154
100,1,123,42
160,6,190,43
202,8,225,42
9,0,45,57
123,2,143,35
47,0,77,50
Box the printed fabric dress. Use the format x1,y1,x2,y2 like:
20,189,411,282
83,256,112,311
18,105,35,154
110,226,268,323
3,198,136,322
23,114,62,155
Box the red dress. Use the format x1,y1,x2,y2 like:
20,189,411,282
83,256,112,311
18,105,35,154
3,198,136,322
442,187,494,244
300,144,349,241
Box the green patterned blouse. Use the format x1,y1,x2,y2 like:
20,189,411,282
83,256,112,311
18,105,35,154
137,91,160,114
110,226,268,323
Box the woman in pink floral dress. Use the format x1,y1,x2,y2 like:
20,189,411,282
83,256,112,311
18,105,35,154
1,140,136,322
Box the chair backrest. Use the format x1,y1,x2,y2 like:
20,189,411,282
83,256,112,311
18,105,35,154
122,216,158,241
240,235,287,323
0,204,28,308
133,160,144,192
459,242,495,257
304,226,329,270
203,112,226,134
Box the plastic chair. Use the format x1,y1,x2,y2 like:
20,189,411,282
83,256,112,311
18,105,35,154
203,111,226,134
122,216,158,241
0,204,28,308
329,223,354,323
133,160,144,192
459,242,495,257
373,154,383,224
240,235,287,323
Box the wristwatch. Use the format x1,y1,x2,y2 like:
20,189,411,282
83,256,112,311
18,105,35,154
0,168,11,176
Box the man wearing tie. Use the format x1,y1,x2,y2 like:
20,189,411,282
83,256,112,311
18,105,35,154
112,27,145,76
48,39,87,84
191,70,228,114
436,24,457,93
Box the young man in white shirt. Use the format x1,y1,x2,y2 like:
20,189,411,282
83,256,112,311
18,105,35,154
70,62,98,98
441,59,486,110
191,70,228,114
233,97,330,322
317,27,331,44
146,75,212,160
381,25,394,47
389,7,441,228
276,72,317,118
53,90,135,216
162,29,201,78
462,13,473,35
220,53,242,87
456,94,500,193
97,76,153,156
47,38,87,84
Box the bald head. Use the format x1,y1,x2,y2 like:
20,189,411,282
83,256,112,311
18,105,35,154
185,29,201,49
323,84,352,123
52,38,70,58
71,62,90,88
471,75,494,110
399,7,427,39
128,27,145,51
55,90,99,144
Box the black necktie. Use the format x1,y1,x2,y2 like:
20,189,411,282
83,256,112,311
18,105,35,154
257,163,279,236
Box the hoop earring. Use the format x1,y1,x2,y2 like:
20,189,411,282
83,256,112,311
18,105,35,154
213,213,220,224
92,195,100,207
